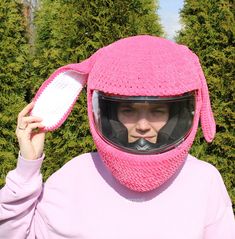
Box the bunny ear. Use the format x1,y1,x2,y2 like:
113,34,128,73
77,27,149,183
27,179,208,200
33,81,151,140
31,57,93,131
198,62,216,142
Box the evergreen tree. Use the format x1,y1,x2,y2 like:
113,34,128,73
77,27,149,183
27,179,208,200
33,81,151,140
32,0,164,180
177,0,235,209
0,0,31,186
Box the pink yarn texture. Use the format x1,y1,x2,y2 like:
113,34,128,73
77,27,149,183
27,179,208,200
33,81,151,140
33,35,216,192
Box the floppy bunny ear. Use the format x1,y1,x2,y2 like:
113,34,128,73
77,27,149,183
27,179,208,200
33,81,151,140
197,61,216,142
31,57,94,131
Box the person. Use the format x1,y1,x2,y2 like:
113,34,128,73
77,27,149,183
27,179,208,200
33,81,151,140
0,35,234,239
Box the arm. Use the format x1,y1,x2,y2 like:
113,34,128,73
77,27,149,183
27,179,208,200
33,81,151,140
204,206,235,239
0,154,44,239
204,168,235,239
0,102,46,238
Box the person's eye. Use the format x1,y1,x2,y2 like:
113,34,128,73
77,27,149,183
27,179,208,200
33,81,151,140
120,107,135,115
151,109,163,113
151,108,167,114
121,108,134,113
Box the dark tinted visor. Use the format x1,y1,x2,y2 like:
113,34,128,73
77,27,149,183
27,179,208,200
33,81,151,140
92,91,195,155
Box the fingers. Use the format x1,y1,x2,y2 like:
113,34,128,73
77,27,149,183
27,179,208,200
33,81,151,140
16,102,46,160
16,102,44,136
17,102,35,128
19,116,42,127
25,122,45,133
16,125,44,141
18,102,34,120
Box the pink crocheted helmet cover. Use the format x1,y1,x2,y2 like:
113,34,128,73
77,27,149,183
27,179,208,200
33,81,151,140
85,35,215,192
32,35,215,192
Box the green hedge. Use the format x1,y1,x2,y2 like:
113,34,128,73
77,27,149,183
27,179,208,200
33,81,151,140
177,0,235,211
0,0,31,186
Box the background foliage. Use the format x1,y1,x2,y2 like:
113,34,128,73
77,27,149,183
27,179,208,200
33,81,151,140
177,0,234,210
0,0,31,186
0,0,234,212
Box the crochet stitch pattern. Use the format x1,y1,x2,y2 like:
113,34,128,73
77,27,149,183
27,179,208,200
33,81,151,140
87,36,215,191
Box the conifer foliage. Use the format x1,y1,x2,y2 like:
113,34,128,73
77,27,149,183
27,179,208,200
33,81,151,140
0,0,31,186
177,0,234,208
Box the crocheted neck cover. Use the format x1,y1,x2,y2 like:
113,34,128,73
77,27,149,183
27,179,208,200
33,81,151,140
32,35,216,192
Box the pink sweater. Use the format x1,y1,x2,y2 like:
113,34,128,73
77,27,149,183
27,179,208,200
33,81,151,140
0,153,234,239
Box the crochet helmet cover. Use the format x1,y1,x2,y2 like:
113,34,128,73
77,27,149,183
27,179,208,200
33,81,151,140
86,35,215,192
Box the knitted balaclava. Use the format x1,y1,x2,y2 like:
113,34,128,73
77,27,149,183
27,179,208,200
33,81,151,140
31,35,216,192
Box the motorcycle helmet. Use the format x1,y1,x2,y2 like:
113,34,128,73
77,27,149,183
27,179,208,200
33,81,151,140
32,35,216,192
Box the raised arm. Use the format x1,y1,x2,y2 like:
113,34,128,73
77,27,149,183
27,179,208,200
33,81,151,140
0,102,46,238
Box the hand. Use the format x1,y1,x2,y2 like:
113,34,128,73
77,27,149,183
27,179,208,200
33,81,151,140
16,102,45,160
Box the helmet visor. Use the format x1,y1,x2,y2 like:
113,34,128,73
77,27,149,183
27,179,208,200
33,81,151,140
92,91,195,155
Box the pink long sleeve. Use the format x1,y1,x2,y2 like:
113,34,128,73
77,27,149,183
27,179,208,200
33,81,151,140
0,154,44,239
203,164,235,238
204,206,235,238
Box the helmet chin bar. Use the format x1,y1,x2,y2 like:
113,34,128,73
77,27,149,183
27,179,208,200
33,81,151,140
127,138,157,151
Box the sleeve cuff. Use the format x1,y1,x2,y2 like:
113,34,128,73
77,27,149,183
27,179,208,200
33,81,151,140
15,152,45,182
